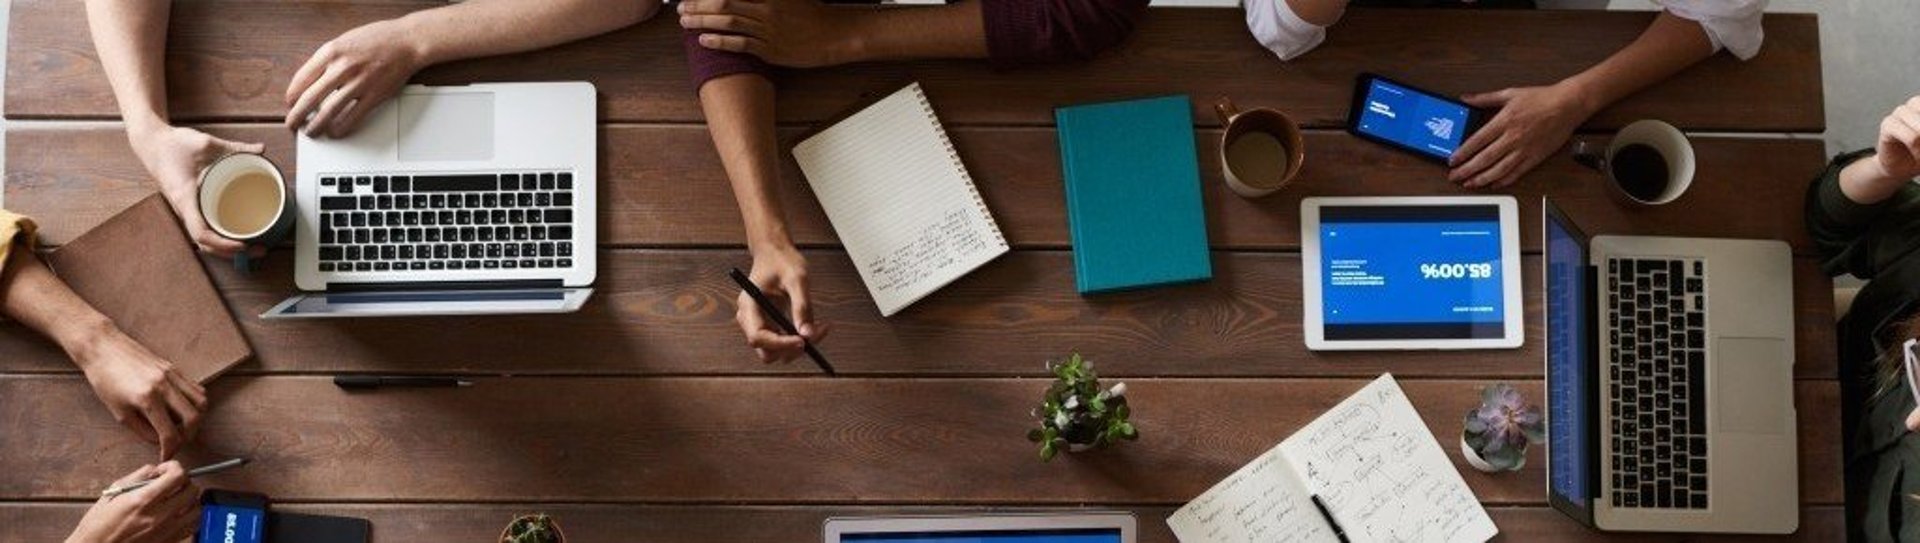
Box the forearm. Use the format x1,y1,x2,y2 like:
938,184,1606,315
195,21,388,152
1557,12,1716,118
843,2,988,63
1838,154,1910,205
83,0,172,134
399,0,657,67
0,249,115,369
699,75,795,253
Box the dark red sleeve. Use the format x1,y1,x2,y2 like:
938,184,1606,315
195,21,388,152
683,29,774,90
977,0,1150,65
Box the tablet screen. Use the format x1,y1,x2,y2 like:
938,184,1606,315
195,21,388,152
1318,205,1507,340
1354,78,1472,160
844,530,1122,543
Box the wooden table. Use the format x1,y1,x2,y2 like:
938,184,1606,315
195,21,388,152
1,2,1839,540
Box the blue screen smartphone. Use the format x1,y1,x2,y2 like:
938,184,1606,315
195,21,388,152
199,491,268,543
1347,73,1487,164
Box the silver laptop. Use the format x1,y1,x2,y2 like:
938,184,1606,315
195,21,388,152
1543,199,1797,534
825,513,1135,543
264,82,596,318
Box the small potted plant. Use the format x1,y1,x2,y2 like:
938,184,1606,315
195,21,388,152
1461,383,1546,473
1027,352,1138,462
501,514,565,543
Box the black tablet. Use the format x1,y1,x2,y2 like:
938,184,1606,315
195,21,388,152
1347,73,1488,164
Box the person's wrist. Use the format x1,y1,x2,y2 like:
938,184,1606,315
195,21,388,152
375,16,434,69
833,11,878,64
57,314,120,373
1552,78,1607,119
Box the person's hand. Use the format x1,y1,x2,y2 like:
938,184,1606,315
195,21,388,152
736,245,829,364
680,0,860,69
1448,83,1598,189
66,462,201,543
72,325,208,460
285,19,426,139
1906,407,1920,433
127,124,267,258
1870,95,1920,182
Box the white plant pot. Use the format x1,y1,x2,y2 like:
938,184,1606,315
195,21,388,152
1460,435,1526,473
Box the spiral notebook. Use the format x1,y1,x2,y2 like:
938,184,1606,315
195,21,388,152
793,83,1008,317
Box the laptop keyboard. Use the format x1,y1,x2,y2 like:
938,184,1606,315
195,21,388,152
1607,257,1708,510
315,172,576,273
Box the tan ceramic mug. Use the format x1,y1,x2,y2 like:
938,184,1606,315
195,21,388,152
1216,97,1305,198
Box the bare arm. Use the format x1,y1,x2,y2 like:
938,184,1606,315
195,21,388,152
1,246,208,459
698,74,822,365
1450,12,1715,188
84,0,267,257
287,0,660,137
1556,12,1716,117
83,0,171,134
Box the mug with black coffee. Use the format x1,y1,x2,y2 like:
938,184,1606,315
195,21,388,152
197,153,293,272
1574,119,1695,206
1215,96,1305,198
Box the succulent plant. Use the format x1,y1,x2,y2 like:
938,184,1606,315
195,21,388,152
1027,353,1138,462
1462,383,1546,472
501,514,563,543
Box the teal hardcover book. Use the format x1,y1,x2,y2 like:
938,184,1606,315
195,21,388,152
1055,95,1213,294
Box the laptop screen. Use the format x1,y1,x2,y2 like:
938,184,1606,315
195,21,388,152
843,530,1122,543
1545,205,1593,510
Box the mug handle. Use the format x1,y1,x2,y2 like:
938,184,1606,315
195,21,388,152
232,251,253,275
1214,97,1241,126
1572,140,1606,172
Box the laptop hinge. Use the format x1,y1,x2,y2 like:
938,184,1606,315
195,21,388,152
325,279,564,293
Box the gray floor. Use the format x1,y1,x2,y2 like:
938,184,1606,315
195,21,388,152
0,1,1913,203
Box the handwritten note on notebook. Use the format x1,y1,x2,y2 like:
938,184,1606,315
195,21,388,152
793,83,1009,316
1169,374,1498,543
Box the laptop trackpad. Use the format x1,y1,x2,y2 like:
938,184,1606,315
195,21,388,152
1714,337,1792,435
397,92,494,162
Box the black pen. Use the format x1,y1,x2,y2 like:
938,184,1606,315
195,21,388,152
333,375,474,390
1311,494,1351,543
729,268,836,376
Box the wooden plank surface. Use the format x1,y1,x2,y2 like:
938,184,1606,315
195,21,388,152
0,376,1843,507
6,2,1824,131
0,250,1839,380
0,504,1848,543
4,126,1829,252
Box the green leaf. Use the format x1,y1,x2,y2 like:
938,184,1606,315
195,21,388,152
1040,441,1057,462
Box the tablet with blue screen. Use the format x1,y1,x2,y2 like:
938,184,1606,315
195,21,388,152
1301,197,1524,350
825,514,1135,543
1347,73,1485,163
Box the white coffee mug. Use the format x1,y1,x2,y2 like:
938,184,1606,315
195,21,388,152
1574,119,1696,206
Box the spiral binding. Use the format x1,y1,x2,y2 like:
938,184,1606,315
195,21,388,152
910,83,1008,248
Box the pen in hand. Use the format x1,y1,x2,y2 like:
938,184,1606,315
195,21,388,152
729,268,836,376
101,458,248,498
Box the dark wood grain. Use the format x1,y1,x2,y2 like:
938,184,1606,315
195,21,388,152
0,250,1838,380
6,2,1823,130
0,376,1843,507
4,126,1828,252
0,503,1846,542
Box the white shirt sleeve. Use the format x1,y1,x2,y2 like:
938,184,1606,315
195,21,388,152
1654,0,1768,61
1244,0,1328,62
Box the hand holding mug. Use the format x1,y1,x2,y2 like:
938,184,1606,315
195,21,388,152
127,125,267,258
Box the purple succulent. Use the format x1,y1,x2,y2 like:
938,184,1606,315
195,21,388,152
1463,384,1546,471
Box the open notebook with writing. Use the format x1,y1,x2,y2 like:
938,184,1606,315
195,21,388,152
1168,374,1497,543
792,83,1008,317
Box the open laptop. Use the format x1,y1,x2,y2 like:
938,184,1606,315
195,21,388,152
1543,199,1797,534
264,82,596,318
824,513,1135,543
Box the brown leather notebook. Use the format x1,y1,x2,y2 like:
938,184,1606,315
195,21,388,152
45,194,253,384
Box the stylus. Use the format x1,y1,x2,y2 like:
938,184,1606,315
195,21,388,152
333,375,475,390
729,268,836,376
101,458,249,498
